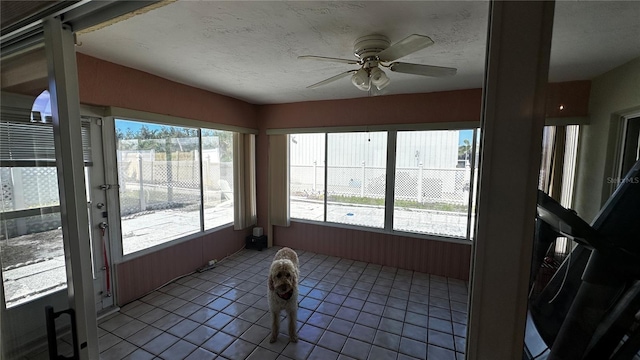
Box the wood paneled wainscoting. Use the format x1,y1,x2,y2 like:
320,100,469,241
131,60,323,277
274,222,471,280
115,226,249,305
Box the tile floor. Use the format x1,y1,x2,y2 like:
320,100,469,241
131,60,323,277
98,247,469,360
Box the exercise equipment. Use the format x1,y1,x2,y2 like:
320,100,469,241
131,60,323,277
525,160,640,359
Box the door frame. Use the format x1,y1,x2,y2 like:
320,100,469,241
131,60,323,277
85,112,118,315
615,109,640,183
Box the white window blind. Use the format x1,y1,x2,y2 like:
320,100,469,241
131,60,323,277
0,116,92,165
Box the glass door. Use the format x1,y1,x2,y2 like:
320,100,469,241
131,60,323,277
1,19,99,359
0,44,73,358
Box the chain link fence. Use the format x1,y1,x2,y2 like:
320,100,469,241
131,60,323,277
117,150,232,217
291,164,473,237
291,164,471,205
290,163,325,199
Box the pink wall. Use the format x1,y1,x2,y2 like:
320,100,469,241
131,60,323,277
116,227,249,305
258,89,483,128
545,80,591,118
256,81,589,132
76,53,258,129
275,223,472,280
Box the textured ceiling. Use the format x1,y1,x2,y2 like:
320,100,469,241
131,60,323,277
76,1,640,105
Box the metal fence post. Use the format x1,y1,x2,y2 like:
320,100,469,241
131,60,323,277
166,138,173,204
360,161,365,197
204,155,210,202
417,162,423,203
313,160,317,192
192,150,196,185
150,150,154,184
138,153,146,211
117,150,125,192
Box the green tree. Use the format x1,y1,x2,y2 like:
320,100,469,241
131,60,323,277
458,139,471,161
115,123,234,160
218,131,233,162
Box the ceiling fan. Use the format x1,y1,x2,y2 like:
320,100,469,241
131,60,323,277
299,34,457,91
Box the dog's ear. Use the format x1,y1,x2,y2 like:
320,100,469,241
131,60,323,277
268,275,275,291
292,268,299,285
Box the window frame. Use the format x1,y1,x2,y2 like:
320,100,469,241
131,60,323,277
280,122,480,244
115,119,205,256
104,108,257,263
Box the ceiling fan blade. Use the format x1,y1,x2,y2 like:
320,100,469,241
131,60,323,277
377,34,434,62
389,62,457,77
307,70,357,89
298,55,359,65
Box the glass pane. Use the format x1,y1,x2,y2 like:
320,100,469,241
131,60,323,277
538,126,556,192
327,132,386,228
469,129,481,240
393,130,469,238
202,129,234,229
1,46,69,309
290,133,325,221
115,120,201,255
620,117,640,179
0,169,65,308
560,125,579,208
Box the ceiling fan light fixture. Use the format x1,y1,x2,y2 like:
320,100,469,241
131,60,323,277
351,68,371,91
370,67,390,90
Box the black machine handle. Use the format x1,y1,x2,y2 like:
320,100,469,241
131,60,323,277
45,306,79,360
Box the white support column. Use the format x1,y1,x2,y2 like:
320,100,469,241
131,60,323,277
44,17,99,360
467,2,555,359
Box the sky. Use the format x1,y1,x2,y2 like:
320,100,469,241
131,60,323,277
115,119,165,134
459,129,473,146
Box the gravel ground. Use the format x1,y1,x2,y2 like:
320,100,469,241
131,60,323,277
0,229,64,269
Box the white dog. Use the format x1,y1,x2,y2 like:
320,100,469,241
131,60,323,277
268,247,299,343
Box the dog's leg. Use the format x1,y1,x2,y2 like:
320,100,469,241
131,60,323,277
270,311,280,343
288,308,298,342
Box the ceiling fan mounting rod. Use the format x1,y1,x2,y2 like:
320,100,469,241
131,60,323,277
362,56,379,69
353,34,390,59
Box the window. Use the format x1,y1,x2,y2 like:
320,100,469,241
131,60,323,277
290,133,325,221
289,128,479,240
394,130,469,237
619,116,640,180
537,125,581,257
115,119,235,255
538,125,581,208
202,129,234,229
0,116,94,307
327,132,387,228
